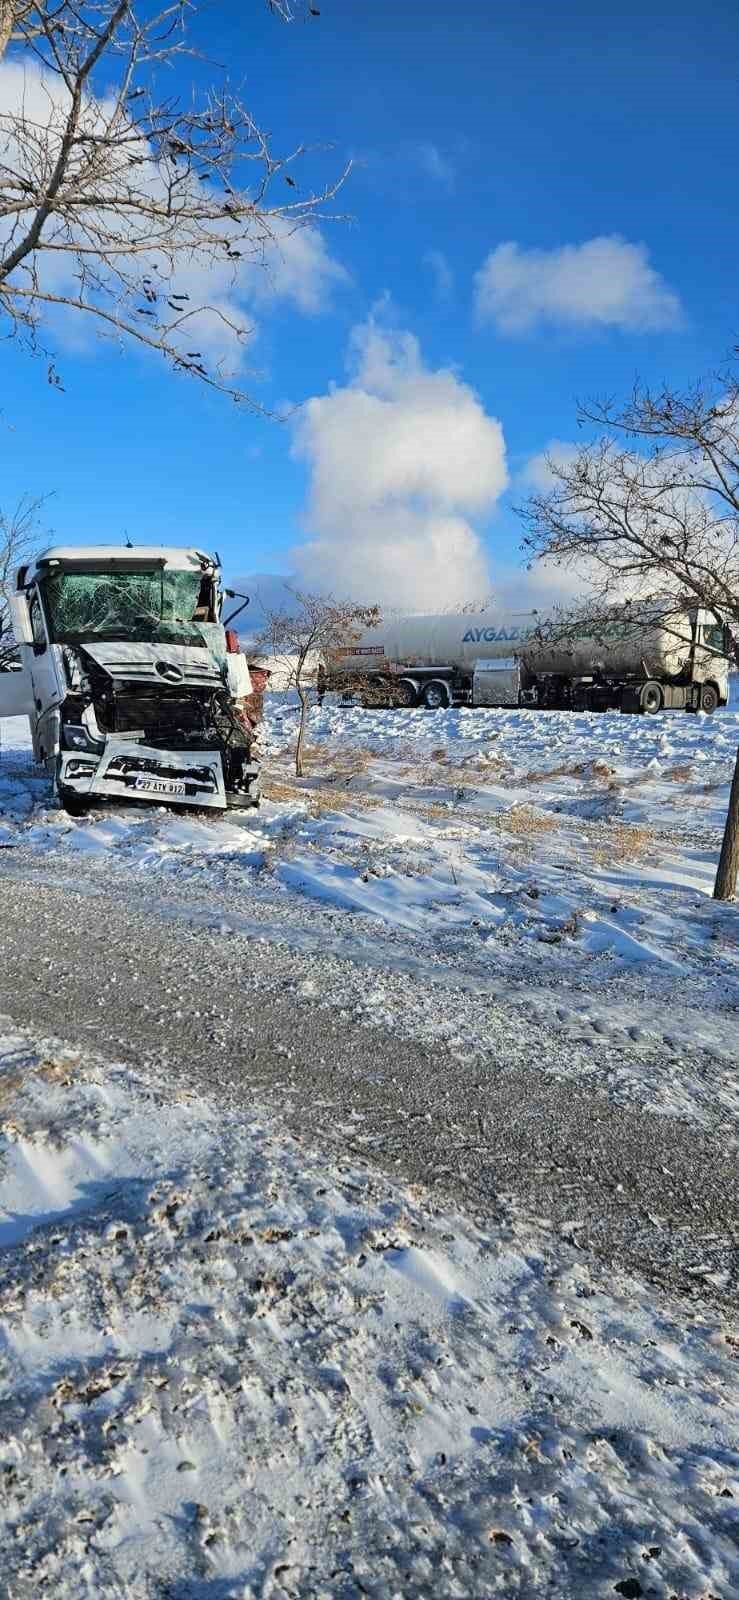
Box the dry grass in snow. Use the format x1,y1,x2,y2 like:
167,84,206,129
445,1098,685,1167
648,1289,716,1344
591,822,656,866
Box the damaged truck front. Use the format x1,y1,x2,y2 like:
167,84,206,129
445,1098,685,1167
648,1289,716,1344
5,546,260,814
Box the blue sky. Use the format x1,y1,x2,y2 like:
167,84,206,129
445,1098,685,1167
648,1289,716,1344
2,0,738,606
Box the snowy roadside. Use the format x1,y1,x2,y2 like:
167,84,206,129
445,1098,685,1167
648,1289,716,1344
1,698,738,1140
1,1026,738,1600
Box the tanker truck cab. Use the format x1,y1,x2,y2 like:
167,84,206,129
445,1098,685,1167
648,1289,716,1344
689,609,731,713
8,545,260,814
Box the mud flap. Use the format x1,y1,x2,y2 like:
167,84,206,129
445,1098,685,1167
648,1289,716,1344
620,687,641,715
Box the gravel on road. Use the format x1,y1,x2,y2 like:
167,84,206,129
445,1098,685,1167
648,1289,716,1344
0,866,737,1311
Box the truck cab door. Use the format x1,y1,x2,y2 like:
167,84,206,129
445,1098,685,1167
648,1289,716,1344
26,586,66,723
691,607,730,705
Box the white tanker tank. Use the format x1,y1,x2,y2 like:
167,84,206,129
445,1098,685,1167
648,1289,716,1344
325,605,730,715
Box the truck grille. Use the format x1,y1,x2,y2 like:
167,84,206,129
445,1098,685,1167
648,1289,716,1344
100,659,217,683
109,692,211,738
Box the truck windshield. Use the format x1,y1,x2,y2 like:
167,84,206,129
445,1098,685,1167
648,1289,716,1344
41,568,206,646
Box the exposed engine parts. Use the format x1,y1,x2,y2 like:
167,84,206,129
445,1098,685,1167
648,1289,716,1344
58,658,259,805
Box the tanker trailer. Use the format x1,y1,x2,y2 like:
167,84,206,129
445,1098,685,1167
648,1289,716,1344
323,604,730,714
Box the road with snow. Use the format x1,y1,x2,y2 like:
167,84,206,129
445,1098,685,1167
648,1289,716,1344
0,696,738,1303
0,862,737,1310
1,699,738,1596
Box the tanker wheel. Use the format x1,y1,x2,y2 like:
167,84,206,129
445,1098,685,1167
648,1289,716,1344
640,681,663,715
700,683,719,714
394,678,418,709
421,679,450,710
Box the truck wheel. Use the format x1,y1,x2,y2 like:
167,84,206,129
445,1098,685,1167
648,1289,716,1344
49,753,90,816
421,679,450,710
395,678,418,708
640,681,663,714
59,788,91,817
700,683,719,714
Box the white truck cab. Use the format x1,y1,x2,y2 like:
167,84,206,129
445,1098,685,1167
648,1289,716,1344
3,544,259,813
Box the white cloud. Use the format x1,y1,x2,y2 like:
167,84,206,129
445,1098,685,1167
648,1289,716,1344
239,554,606,623
474,236,683,335
519,439,581,493
413,141,455,187
290,318,508,610
424,248,454,302
486,557,597,612
242,218,349,314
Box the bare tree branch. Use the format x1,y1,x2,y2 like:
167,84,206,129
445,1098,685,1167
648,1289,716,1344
0,2,349,406
0,493,47,665
257,588,380,775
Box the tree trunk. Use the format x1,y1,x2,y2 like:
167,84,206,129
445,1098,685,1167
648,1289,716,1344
714,744,739,901
295,687,309,778
0,4,15,60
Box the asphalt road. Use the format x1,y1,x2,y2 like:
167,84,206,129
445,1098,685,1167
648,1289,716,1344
0,866,737,1310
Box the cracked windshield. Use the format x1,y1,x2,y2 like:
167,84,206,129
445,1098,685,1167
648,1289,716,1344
41,568,205,646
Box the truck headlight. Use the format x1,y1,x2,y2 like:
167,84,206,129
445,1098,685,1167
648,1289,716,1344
62,723,104,754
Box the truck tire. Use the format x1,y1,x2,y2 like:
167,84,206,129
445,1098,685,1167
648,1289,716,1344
49,754,90,816
395,678,419,708
639,681,663,714
700,683,719,714
421,679,451,710
59,789,91,817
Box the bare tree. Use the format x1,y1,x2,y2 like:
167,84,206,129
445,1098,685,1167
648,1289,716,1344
0,494,45,666
258,588,379,776
0,2,346,403
518,367,739,900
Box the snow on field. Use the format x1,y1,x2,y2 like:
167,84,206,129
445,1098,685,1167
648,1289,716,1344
1,1026,738,1599
259,698,738,985
2,697,737,950
1,694,738,1135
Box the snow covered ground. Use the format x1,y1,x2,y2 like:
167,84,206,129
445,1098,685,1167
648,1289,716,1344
1,702,738,1595
1,691,738,1138
1,1025,738,1599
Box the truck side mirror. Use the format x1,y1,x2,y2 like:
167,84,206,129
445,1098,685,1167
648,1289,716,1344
32,640,47,656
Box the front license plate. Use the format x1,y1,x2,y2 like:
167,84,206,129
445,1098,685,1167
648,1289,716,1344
134,777,187,797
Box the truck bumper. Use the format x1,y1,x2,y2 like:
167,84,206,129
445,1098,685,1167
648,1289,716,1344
60,741,228,809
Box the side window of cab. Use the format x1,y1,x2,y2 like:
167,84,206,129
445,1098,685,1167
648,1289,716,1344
28,590,47,648
702,622,725,654
192,577,216,623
